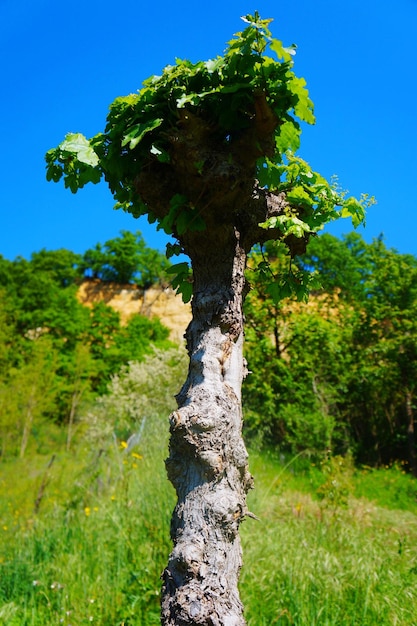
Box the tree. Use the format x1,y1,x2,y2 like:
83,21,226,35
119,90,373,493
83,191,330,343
0,247,174,442
61,343,96,451
298,234,417,470
243,234,417,471
29,248,83,287
81,229,171,286
243,242,351,455
349,240,417,473
1,336,58,458
46,14,370,625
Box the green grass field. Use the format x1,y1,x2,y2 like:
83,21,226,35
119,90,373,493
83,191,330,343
1,422,417,625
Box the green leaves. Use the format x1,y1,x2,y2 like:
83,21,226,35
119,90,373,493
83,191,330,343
265,267,321,304
340,196,368,228
275,121,301,154
260,214,312,239
46,11,324,208
270,39,297,63
166,262,193,303
59,133,99,167
121,119,163,150
45,133,102,193
258,152,369,249
287,75,315,124
150,144,170,163
158,194,206,237
45,11,372,312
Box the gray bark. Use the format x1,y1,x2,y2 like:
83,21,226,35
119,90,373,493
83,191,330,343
132,97,291,625
162,231,253,625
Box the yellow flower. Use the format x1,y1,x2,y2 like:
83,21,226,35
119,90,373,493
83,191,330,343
93,507,99,512
132,452,143,460
132,463,138,469
84,507,91,517
2,525,7,531
120,441,128,449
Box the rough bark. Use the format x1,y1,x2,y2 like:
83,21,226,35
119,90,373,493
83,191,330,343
133,99,291,625
162,227,253,626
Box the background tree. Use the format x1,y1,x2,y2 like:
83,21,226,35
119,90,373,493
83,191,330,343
81,230,171,287
243,241,352,454
29,248,83,287
244,232,417,474
346,241,417,473
45,14,370,625
2,336,58,458
0,242,174,451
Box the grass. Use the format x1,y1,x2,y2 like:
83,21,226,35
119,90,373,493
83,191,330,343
0,416,174,625
242,452,417,625
1,435,417,625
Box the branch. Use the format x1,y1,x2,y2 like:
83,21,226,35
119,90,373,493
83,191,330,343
240,185,288,249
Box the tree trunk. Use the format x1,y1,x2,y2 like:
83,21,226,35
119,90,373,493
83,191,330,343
20,391,36,459
162,228,253,626
405,389,417,477
132,95,288,625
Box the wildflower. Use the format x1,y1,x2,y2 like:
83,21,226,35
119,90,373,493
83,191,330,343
84,507,91,517
2,525,7,531
93,507,99,512
132,452,143,460
51,581,64,590
132,463,138,469
120,440,128,449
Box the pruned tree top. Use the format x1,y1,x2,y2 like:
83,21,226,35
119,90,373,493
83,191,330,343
46,13,372,303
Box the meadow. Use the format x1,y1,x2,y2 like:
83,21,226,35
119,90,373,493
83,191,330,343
1,409,417,625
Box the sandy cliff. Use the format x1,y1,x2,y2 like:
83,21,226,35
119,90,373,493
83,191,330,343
77,280,191,344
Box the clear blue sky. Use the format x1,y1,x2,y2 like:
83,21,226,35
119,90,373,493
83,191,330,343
1,0,416,260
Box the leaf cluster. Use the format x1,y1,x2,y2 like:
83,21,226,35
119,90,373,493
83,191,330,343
45,13,373,304
80,230,171,287
45,14,314,216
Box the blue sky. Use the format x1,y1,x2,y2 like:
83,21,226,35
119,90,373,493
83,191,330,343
1,0,416,260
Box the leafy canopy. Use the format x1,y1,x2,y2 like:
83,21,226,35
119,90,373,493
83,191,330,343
244,233,417,465
80,230,171,287
46,13,373,302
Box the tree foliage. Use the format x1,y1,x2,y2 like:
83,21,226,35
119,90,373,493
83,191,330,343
243,233,417,473
0,240,173,457
1,231,415,471
80,230,170,287
45,13,371,302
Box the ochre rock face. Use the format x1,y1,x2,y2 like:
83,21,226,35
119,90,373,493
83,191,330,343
77,280,191,343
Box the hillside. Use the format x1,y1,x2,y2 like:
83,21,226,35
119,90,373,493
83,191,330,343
77,279,191,343
1,230,416,469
